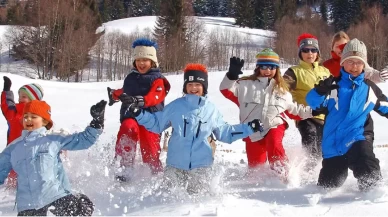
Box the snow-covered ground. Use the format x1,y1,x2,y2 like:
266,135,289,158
1,70,388,216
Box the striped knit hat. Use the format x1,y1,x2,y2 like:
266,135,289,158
256,48,280,67
19,83,44,101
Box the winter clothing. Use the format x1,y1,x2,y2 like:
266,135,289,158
113,58,170,174
132,38,158,67
1,90,25,145
24,100,53,130
135,93,255,170
297,33,320,56
297,119,324,170
0,126,102,212
340,38,368,67
306,68,388,190
3,76,11,91
226,57,244,80
89,100,107,129
183,64,209,95
19,83,44,101
317,140,381,191
18,193,94,216
256,48,280,67
284,60,330,120
323,45,386,83
314,76,339,96
220,74,312,143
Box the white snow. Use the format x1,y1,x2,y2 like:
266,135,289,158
0,16,388,216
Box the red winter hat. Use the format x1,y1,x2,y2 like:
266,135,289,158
297,33,320,53
183,63,208,95
23,100,53,130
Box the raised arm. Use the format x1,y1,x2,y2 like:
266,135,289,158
1,76,17,121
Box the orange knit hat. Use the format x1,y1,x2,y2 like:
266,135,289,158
23,100,53,130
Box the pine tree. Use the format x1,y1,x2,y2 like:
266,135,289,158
235,0,254,27
320,0,328,23
193,0,207,16
253,0,275,29
331,0,352,31
206,0,219,16
381,0,388,15
218,0,229,16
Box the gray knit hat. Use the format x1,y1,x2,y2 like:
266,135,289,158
340,38,369,68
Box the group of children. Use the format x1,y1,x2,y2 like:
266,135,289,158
0,32,388,215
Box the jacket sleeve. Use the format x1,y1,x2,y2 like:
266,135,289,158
135,104,172,133
285,93,313,120
59,127,102,151
0,145,15,185
219,75,240,106
112,88,123,101
1,91,17,121
364,67,385,84
143,78,166,107
306,88,327,110
212,109,253,144
368,81,388,118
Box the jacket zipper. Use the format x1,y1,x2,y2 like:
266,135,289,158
196,121,202,138
183,118,188,137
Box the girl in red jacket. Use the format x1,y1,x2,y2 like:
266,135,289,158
107,38,170,182
323,31,387,82
219,49,312,182
1,77,44,187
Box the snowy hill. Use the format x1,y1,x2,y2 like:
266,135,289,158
1,70,388,216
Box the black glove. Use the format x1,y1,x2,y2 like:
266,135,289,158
3,76,11,91
248,119,264,132
90,100,107,129
119,93,145,107
107,87,119,106
226,57,244,80
125,103,142,118
314,76,339,96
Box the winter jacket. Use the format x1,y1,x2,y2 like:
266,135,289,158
323,52,385,83
135,94,254,170
219,75,312,142
114,68,170,122
306,69,388,159
284,60,331,121
1,91,25,145
0,126,102,212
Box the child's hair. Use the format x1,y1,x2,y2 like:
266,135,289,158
331,31,350,50
243,67,289,94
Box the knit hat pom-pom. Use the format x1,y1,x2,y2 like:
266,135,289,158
132,38,158,49
184,63,208,74
297,33,318,46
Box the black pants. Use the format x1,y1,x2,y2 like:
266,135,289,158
18,194,94,216
317,140,382,191
297,118,324,170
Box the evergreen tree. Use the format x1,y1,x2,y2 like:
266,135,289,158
320,0,328,23
331,0,352,31
218,0,230,16
253,0,275,29
381,0,388,15
193,0,207,16
206,0,219,16
235,0,254,27
274,0,297,21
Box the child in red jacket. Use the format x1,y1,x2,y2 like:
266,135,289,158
1,76,44,187
107,38,170,182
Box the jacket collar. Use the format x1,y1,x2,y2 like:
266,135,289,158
339,68,365,87
21,127,47,140
330,51,341,61
184,94,207,109
299,60,319,70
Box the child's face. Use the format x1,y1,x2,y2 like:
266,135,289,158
332,38,348,57
23,112,48,131
300,46,318,64
258,65,277,78
18,91,31,103
135,58,152,74
343,58,365,77
186,82,204,96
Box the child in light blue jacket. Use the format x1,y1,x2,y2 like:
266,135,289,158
119,63,263,194
0,99,106,215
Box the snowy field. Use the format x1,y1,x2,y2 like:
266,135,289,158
1,16,388,216
0,71,388,216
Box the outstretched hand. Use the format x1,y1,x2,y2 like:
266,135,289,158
3,76,11,91
90,100,107,129
226,57,244,80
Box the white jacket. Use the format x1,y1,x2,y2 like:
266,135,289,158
220,75,312,142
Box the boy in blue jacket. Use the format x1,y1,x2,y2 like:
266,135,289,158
306,38,385,191
0,99,106,215
119,63,263,194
